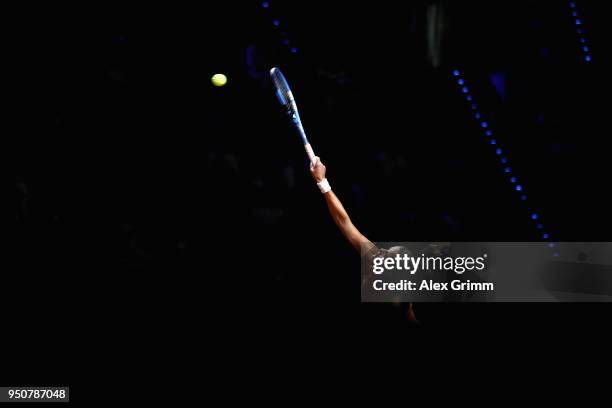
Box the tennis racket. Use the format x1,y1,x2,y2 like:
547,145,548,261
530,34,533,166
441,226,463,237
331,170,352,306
270,67,316,163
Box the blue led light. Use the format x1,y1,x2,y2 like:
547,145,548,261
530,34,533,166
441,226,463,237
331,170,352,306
290,47,298,54
569,1,591,62
452,68,551,240
548,243,555,248
273,19,280,26
262,1,270,8
537,223,543,229
569,4,592,63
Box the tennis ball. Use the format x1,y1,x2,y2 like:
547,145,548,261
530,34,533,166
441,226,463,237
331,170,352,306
211,73,227,87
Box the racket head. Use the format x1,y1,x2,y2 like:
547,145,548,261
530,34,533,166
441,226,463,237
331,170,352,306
270,67,309,146
270,67,294,108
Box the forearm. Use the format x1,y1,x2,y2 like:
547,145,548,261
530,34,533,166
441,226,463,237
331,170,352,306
310,156,371,252
323,190,351,229
322,190,371,252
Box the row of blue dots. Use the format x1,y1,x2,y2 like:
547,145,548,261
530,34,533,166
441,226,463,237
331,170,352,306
453,69,553,246
569,1,592,62
262,2,298,54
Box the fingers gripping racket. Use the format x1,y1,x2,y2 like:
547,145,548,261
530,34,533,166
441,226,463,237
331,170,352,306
270,67,316,163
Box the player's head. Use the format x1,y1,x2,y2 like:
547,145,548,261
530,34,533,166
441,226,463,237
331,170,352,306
388,246,412,256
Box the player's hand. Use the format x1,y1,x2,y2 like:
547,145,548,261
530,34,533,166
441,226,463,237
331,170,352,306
310,156,326,182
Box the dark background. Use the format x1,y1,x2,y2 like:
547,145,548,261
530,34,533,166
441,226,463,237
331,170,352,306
12,0,612,386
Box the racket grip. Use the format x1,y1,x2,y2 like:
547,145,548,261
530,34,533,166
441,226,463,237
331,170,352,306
304,143,316,163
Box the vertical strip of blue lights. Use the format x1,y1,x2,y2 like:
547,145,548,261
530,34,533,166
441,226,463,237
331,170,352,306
261,1,299,55
452,69,556,253
569,1,592,62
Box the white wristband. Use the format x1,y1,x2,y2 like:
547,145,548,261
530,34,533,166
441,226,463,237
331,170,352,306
317,178,331,194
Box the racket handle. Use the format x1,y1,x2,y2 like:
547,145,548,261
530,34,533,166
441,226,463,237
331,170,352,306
304,143,316,163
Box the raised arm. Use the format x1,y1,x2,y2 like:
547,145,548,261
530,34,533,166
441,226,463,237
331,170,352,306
310,157,417,322
309,156,373,254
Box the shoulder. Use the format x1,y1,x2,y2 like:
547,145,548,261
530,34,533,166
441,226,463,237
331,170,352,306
361,245,388,263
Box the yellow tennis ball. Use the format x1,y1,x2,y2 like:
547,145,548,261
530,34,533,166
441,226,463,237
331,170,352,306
211,73,227,87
